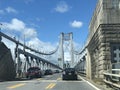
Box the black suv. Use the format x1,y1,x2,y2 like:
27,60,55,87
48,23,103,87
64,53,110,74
26,67,42,79
62,68,77,80
44,69,53,75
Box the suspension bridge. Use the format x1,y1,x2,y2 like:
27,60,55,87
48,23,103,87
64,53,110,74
0,0,120,89
0,31,82,80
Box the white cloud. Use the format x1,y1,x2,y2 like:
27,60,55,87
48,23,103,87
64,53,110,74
0,7,18,15
3,18,37,39
4,18,25,31
27,37,56,52
54,1,70,13
23,28,37,39
5,7,18,13
70,20,83,28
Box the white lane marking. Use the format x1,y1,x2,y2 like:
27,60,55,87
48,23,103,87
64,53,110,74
86,81,101,90
78,75,86,81
78,75,101,90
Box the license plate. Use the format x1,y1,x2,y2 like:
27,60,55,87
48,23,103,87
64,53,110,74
68,73,71,75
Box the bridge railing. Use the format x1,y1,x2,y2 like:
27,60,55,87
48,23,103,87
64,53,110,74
78,70,86,77
103,63,120,89
77,69,86,77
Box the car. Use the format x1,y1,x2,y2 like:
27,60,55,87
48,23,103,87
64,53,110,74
55,70,60,73
26,67,42,79
44,69,53,75
62,68,78,80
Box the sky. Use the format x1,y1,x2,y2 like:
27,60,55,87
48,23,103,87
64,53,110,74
0,0,98,63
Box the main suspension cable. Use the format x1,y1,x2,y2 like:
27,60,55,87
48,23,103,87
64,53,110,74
73,46,87,55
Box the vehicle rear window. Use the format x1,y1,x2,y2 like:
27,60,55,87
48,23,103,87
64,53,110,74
64,68,75,72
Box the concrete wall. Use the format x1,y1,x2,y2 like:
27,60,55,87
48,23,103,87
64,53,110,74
88,0,120,45
87,0,120,79
87,24,120,79
0,42,16,80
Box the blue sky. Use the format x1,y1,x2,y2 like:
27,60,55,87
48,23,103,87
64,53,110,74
0,0,97,62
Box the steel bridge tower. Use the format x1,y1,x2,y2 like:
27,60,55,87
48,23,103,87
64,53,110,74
59,32,74,69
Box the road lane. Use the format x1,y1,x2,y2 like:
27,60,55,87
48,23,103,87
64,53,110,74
45,83,56,89
0,73,100,90
7,83,26,89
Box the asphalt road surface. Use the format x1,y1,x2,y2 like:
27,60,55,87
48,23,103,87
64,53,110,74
0,73,100,90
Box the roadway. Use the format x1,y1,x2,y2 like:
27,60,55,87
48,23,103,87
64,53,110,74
0,73,100,90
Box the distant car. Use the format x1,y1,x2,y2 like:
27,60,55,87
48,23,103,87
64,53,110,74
62,68,78,80
55,70,60,73
26,67,42,79
44,69,53,75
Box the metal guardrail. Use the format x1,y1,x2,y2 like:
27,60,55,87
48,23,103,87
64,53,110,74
77,70,86,77
103,69,120,89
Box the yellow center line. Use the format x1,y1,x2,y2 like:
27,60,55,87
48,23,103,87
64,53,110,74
7,83,26,89
46,83,56,89
49,83,56,89
57,78,61,81
46,83,53,89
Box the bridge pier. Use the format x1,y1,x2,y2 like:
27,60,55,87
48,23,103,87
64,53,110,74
44,63,47,70
42,62,45,70
40,61,43,70
38,60,41,69
86,49,92,79
25,55,31,71
87,24,120,80
17,54,22,78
